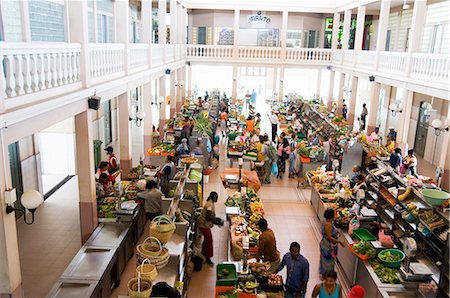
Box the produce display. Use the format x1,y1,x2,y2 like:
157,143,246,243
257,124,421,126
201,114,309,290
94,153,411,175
147,144,175,156
268,274,283,286
237,275,259,294
217,290,239,298
379,251,402,262
194,113,213,137
419,210,445,230
351,240,376,258
98,198,117,219
188,168,202,182
297,141,325,159
368,260,401,284
249,262,270,276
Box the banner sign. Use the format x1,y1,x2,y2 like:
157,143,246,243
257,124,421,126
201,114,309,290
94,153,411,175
248,11,271,24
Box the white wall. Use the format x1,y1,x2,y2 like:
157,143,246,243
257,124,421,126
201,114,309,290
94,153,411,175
191,65,232,95
283,68,317,99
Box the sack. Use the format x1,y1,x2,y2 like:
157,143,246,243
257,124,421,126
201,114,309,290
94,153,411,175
271,163,278,176
213,217,224,227
267,143,277,161
379,230,394,248
348,217,360,236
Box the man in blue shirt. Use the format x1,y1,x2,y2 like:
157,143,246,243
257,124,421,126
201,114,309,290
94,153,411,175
275,242,310,298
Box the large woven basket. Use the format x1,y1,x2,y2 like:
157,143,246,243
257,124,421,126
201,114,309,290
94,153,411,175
149,215,176,244
136,237,170,270
136,259,158,282
140,237,163,257
128,274,152,298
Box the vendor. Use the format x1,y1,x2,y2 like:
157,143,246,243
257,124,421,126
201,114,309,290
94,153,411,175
350,165,362,188
389,148,402,171
385,135,396,152
352,174,367,193
192,139,204,155
160,155,175,184
197,192,219,265
256,218,280,273
251,128,261,144
138,180,163,221
104,146,119,174
387,127,397,140
403,149,417,176
269,110,280,142
369,127,381,142
176,138,190,156
235,131,246,143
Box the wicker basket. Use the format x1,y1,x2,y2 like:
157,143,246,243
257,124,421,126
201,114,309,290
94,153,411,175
136,259,158,282
136,238,171,270
128,274,152,298
140,237,162,257
149,215,176,244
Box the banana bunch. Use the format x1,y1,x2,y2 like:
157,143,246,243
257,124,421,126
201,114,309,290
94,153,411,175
238,281,259,294
250,201,264,213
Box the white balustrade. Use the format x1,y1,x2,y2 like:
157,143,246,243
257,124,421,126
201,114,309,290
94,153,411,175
286,48,332,62
238,47,281,60
151,44,164,66
378,51,407,74
186,45,233,58
356,50,376,69
166,44,175,63
129,43,149,70
332,50,343,64
89,43,124,79
0,42,81,99
411,53,449,82
343,50,356,66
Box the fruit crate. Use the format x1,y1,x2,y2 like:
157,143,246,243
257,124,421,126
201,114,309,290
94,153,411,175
216,264,238,286
353,228,377,241
215,286,236,297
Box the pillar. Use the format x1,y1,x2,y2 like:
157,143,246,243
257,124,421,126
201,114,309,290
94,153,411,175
439,103,450,190
115,0,130,74
74,110,97,244
159,76,167,138
118,92,132,178
354,6,366,51
272,67,278,98
0,132,22,294
158,0,167,45
177,68,183,112
280,10,288,58
337,72,345,113
367,82,381,134
181,66,186,108
232,64,238,102
397,90,414,149
406,0,427,74
279,66,285,101
67,0,91,87
348,76,359,127
187,64,192,98
375,0,391,69
143,82,153,159
315,69,322,99
233,9,240,58
331,13,341,50
142,0,153,66
170,0,177,55
170,71,176,117
341,10,352,50
327,70,335,110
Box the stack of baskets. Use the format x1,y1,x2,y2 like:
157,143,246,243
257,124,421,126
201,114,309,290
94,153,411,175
149,215,176,244
136,237,170,269
128,272,152,298
136,259,158,282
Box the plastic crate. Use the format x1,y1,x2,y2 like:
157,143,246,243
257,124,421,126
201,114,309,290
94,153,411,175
215,286,236,297
216,264,238,286
353,228,377,241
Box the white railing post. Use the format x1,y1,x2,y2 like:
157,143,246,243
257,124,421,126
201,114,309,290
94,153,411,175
405,0,427,77
375,0,391,72
281,10,288,60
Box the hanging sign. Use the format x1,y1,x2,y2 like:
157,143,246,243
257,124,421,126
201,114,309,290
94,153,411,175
248,11,271,24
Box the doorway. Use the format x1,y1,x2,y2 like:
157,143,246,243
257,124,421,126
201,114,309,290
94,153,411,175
8,142,24,218
414,102,430,157
103,100,112,145
385,30,391,51
308,31,316,48
197,27,206,45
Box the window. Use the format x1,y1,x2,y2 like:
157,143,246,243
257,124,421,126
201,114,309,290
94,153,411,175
431,25,443,54
101,14,108,43
385,30,391,51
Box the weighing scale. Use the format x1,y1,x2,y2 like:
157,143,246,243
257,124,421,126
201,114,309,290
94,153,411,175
241,236,250,275
400,238,433,283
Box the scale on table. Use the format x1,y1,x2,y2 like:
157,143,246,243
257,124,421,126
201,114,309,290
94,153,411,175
400,238,433,283
241,236,250,275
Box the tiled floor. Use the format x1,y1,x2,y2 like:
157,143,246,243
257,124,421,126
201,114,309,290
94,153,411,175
17,176,81,298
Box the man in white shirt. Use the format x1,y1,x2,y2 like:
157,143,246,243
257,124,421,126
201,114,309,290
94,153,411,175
370,127,380,143
269,111,279,142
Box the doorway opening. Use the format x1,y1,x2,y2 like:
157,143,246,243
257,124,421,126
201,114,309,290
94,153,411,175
414,102,431,158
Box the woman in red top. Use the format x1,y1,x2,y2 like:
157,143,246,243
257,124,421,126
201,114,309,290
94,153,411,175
104,146,119,174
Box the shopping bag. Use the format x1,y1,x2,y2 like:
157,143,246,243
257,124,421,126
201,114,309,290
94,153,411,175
271,162,278,176
348,217,360,236
378,230,394,248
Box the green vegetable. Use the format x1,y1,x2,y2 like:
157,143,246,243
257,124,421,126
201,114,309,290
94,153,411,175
167,187,176,198
353,240,376,258
194,114,213,137
379,251,402,262
369,260,401,284
246,187,258,199
218,290,239,298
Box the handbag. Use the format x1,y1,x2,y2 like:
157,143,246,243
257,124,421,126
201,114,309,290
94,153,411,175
271,162,278,176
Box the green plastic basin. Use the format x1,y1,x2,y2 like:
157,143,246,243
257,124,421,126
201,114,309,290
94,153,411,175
421,189,450,206
378,249,405,268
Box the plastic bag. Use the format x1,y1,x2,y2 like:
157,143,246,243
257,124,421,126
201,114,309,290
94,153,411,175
271,162,278,176
348,217,360,236
379,230,394,248
350,203,360,215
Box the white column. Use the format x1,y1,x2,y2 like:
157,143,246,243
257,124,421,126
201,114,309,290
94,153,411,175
279,66,285,101
331,13,341,50
177,68,183,111
159,76,167,138
143,81,153,159
118,92,132,178
187,64,192,98
405,0,427,74
158,0,167,45
315,69,322,99
348,76,358,127
337,72,345,112
182,7,188,45
142,0,153,67
397,89,414,148
232,64,238,102
327,70,335,110
181,66,186,108
170,0,177,45
19,0,31,42
0,133,22,294
341,9,352,50
280,10,288,58
68,0,91,87
93,0,98,42
170,71,176,117
375,0,391,70
367,82,381,134
115,0,130,74
233,9,240,58
354,6,366,51
74,110,97,243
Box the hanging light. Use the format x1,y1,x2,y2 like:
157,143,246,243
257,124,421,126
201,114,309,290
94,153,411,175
6,190,44,225
402,0,410,10
431,118,449,136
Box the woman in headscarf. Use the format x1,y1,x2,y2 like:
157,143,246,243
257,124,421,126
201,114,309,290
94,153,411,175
176,138,190,157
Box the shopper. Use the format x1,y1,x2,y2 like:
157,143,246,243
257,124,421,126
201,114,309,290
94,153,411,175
152,125,160,145
219,116,228,138
192,139,203,155
274,242,309,298
347,285,365,298
369,127,380,143
320,209,345,275
289,134,299,178
404,149,418,176
387,127,397,140
352,175,367,194
104,146,119,174
256,218,280,273
197,192,219,265
176,138,190,157
389,148,402,171
96,161,110,179
263,136,276,184
138,180,163,221
360,104,368,131
349,165,362,188
246,116,255,133
255,113,261,129
269,111,280,142
277,137,291,179
160,155,175,184
321,136,331,170
342,103,348,120
312,270,342,298
245,90,251,109
251,128,261,144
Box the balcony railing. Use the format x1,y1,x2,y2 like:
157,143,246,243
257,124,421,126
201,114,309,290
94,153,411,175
186,45,233,58
129,43,149,72
411,53,449,82
378,51,407,74
89,43,124,81
152,44,164,67
1,42,81,99
356,51,376,70
238,46,281,60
